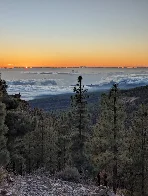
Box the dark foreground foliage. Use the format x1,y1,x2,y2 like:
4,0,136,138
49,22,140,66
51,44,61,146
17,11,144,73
0,76,148,196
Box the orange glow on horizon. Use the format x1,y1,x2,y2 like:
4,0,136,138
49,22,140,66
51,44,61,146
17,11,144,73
0,51,148,67
0,43,148,67
1,30,148,68
1,59,148,67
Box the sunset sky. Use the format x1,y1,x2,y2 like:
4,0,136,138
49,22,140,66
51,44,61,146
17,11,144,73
0,0,148,67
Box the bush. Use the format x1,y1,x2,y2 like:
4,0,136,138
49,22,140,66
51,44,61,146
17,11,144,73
56,167,81,183
0,167,7,184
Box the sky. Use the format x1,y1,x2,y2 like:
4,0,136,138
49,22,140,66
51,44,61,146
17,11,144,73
0,0,148,67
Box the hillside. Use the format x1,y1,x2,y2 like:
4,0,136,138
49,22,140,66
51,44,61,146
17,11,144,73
28,85,148,111
28,90,104,111
0,81,147,196
0,171,120,196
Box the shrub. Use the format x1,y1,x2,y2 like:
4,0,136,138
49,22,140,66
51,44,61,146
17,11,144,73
0,167,7,184
56,167,81,183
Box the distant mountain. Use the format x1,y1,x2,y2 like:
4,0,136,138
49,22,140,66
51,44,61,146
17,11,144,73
28,85,148,112
121,85,148,109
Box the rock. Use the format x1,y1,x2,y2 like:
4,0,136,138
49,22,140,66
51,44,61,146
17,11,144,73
98,188,108,195
6,192,13,196
7,176,14,183
0,189,8,195
0,174,120,196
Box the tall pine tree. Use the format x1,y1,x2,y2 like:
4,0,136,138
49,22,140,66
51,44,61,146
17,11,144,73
70,76,90,174
0,102,9,167
90,84,126,193
126,104,148,195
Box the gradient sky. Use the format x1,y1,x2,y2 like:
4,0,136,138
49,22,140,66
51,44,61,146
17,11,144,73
0,0,148,67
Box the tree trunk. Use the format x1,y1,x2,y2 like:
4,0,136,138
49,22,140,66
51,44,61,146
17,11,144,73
113,86,117,194
141,105,145,196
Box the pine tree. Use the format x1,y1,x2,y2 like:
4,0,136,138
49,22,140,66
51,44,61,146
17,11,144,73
23,110,59,173
5,110,35,173
0,76,8,97
126,104,148,195
90,84,126,192
0,102,9,167
10,137,25,174
23,110,38,173
57,112,71,170
70,76,90,173
111,84,118,193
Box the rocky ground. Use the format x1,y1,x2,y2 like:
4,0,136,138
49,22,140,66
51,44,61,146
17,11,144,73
0,173,124,196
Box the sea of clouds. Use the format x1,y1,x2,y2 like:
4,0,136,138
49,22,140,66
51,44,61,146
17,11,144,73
5,70,148,100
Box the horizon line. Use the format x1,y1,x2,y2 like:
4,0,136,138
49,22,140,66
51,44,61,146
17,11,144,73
0,66,148,69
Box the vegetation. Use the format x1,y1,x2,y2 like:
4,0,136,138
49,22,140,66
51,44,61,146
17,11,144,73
56,167,81,183
70,76,90,174
0,102,9,167
90,84,126,194
0,76,148,195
